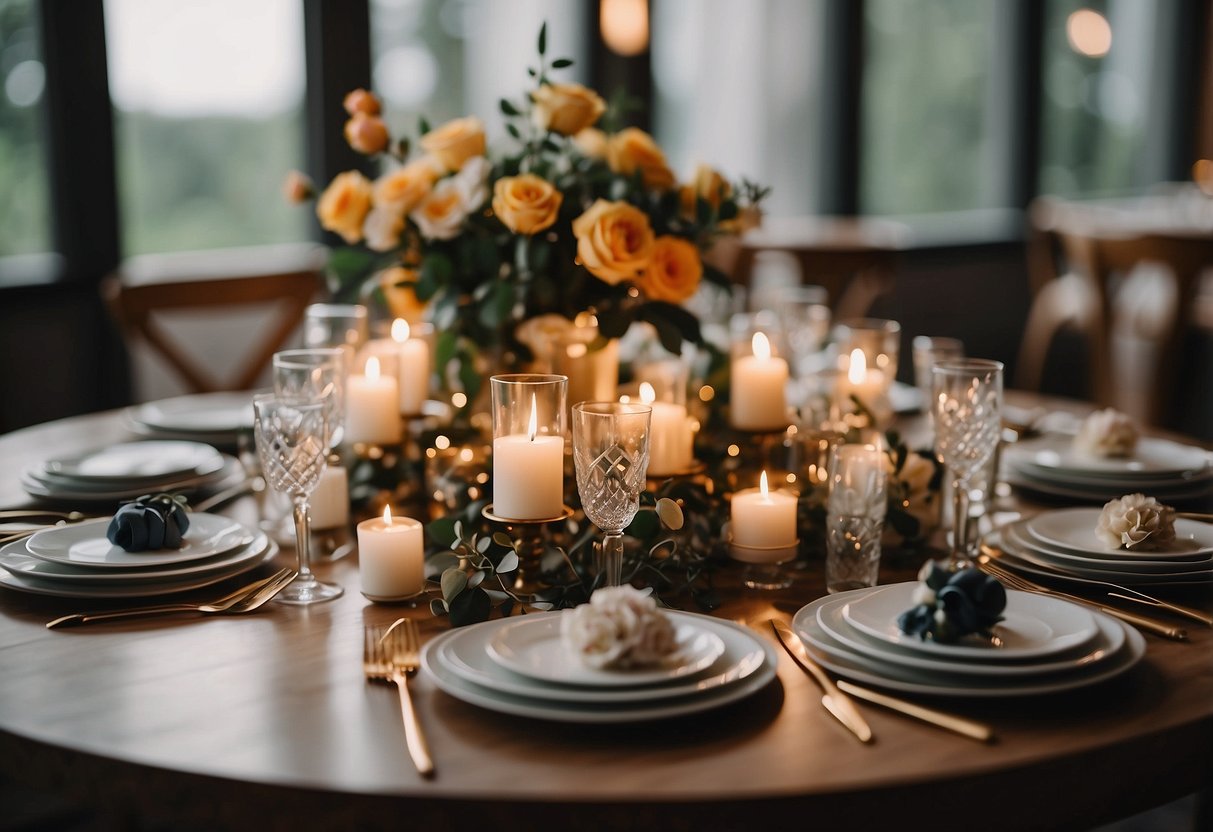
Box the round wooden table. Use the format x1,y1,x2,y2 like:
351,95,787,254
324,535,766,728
0,399,1210,831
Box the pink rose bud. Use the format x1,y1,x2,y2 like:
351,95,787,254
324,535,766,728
344,113,390,155
343,88,381,116
282,169,315,203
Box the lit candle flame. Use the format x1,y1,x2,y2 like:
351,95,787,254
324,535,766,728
391,318,410,343
527,392,538,442
639,382,656,404
760,469,770,498
752,332,771,361
382,505,393,524
366,356,381,381
847,348,867,385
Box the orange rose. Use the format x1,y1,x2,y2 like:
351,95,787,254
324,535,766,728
572,199,655,285
379,267,428,324
344,112,390,155
531,82,606,136
606,128,676,190
315,170,373,243
640,236,702,303
679,164,732,218
573,127,608,159
492,174,563,235
343,88,381,116
282,169,314,204
419,116,486,172
373,158,439,214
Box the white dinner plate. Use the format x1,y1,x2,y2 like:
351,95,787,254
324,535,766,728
1005,522,1213,574
0,540,279,599
1010,458,1213,489
435,612,767,704
0,530,269,584
992,530,1213,586
487,613,726,687
42,441,225,481
421,613,777,723
20,457,243,504
25,514,255,568
797,592,1144,697
1002,468,1213,504
128,392,255,434
1004,434,1212,478
804,593,1124,678
1025,509,1213,560
842,583,1099,661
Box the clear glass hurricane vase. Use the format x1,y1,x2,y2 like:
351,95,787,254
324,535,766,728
571,402,652,588
272,348,347,448
931,359,1003,570
253,394,343,604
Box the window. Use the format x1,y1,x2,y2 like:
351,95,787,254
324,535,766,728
0,0,50,256
860,0,998,215
103,0,309,256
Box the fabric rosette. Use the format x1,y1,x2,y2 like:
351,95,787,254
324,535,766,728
1096,493,1175,550
106,494,191,552
560,586,678,669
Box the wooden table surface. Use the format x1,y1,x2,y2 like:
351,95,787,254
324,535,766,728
0,396,1210,831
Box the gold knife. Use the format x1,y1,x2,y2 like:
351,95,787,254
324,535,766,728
770,620,873,743
834,681,996,743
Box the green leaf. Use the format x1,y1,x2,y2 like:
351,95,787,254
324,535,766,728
656,497,684,530
477,281,515,329
418,115,431,135
595,305,633,339
550,58,573,69
506,122,521,140
703,264,732,289
429,598,448,616
440,567,468,600
468,570,486,589
476,535,492,554
458,359,482,400
449,586,492,626
425,551,460,579
625,509,659,540
492,532,516,550
538,21,547,55
499,98,520,116
325,248,377,301
417,253,453,300
435,329,458,371
497,551,520,573
426,516,458,546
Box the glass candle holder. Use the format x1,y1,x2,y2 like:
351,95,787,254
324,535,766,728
833,318,900,427
826,443,888,594
636,359,695,477
490,374,568,521
729,326,790,433
912,335,965,416
304,303,369,376
549,318,619,416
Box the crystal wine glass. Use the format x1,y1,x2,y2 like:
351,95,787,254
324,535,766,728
253,394,343,604
931,359,1003,570
571,402,652,588
272,348,347,448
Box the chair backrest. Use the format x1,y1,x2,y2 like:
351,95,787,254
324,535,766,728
103,269,324,394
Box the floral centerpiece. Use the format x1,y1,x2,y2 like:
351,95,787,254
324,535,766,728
288,24,766,402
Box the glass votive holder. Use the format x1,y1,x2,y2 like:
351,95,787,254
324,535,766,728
912,335,964,414
834,318,901,388
305,303,369,375
826,444,888,594
357,506,425,602
798,427,847,490
729,471,798,590
635,360,696,477
490,374,568,521
729,326,791,433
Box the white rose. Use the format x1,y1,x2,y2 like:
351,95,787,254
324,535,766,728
453,156,490,212
1074,408,1139,458
560,586,678,669
1095,493,1176,550
409,177,468,240
362,206,404,252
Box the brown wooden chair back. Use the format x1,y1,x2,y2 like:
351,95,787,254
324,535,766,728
102,269,324,394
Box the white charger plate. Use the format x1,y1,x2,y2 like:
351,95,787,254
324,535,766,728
0,540,279,599
993,530,1213,586
421,613,777,723
842,583,1099,661
0,530,268,584
435,611,767,704
805,593,1124,678
26,514,255,568
797,592,1144,697
128,392,255,434
1005,521,1213,574
1003,469,1213,504
1026,509,1213,560
487,613,726,687
1005,434,1212,478
43,441,224,481
20,458,243,504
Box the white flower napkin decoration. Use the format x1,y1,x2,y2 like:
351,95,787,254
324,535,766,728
561,586,678,669
1073,408,1138,458
1095,493,1176,551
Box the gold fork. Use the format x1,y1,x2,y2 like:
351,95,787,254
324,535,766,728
364,619,435,778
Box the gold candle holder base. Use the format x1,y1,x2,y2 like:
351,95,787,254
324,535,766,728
481,504,575,594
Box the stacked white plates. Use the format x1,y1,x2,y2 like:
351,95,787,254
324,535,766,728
1003,434,1213,503
421,610,777,723
987,508,1213,588
125,392,255,447
0,513,276,598
792,582,1145,697
21,440,244,505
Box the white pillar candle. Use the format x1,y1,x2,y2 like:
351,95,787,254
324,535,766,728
357,338,399,382
730,332,789,432
392,318,431,416
835,349,891,424
731,470,798,548
308,465,349,530
357,506,424,599
639,382,693,476
345,357,402,445
492,395,565,520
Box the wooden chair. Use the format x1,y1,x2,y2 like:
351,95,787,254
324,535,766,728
102,268,324,394
726,216,907,318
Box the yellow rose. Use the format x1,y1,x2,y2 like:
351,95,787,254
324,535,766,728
379,267,428,324
679,164,732,218
572,199,655,285
344,113,390,155
573,127,608,159
315,170,373,244
373,158,439,214
640,236,702,303
492,174,563,235
531,82,606,136
606,128,676,191
419,116,486,172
